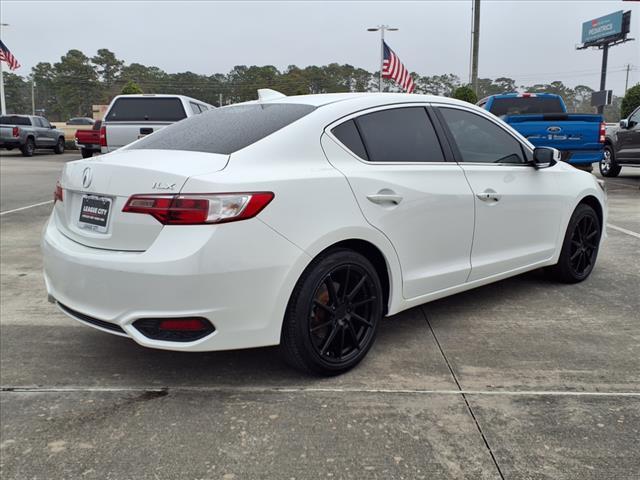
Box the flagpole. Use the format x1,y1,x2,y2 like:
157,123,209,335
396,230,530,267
367,25,398,93
0,59,5,115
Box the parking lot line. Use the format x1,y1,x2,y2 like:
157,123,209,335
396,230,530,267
0,200,53,216
3,386,639,396
607,223,640,239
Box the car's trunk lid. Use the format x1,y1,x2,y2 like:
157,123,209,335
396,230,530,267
54,149,229,251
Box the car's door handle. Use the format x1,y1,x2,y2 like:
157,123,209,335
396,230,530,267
476,189,501,202
367,192,403,205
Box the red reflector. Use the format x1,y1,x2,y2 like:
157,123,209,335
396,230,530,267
54,181,63,203
158,318,208,331
12,126,20,137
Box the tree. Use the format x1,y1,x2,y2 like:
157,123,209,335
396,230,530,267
91,49,124,87
621,83,640,119
452,85,477,104
54,49,100,119
2,72,30,113
121,80,143,94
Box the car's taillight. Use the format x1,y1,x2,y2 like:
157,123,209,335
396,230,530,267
599,122,606,143
12,126,20,137
122,192,274,225
99,125,107,147
54,181,63,203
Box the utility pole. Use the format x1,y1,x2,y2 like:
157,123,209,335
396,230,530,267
471,0,481,95
367,25,398,92
597,44,609,115
218,93,222,108
31,79,35,115
624,64,631,94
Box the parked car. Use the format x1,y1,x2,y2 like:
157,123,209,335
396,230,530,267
600,106,640,177
0,114,65,157
43,91,606,375
66,117,95,126
100,94,213,153
75,120,102,158
478,93,605,169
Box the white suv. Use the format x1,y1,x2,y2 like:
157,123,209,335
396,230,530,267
100,94,213,153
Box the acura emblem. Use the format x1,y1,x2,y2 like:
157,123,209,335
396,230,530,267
547,126,562,133
82,167,93,189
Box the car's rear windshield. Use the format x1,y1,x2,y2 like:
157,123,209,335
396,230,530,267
0,115,31,126
128,103,317,155
105,97,187,122
489,97,564,116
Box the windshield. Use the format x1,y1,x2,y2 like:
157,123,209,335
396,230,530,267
129,103,316,155
489,97,564,116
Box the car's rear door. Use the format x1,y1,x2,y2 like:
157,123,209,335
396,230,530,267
434,105,565,282
322,105,474,299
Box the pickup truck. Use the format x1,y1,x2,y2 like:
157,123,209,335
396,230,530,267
101,94,213,153
601,106,640,177
75,120,102,158
0,114,66,157
478,93,605,168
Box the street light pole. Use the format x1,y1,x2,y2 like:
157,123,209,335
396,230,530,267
0,23,8,115
367,25,398,92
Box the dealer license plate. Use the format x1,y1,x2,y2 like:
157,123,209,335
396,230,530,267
78,195,112,233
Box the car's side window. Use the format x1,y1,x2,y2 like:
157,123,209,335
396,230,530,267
355,107,445,162
629,109,639,127
40,118,51,128
331,119,369,160
190,102,202,115
439,107,525,164
32,117,42,127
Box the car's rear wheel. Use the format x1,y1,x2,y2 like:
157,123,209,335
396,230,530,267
548,204,601,283
281,249,383,375
81,148,93,158
599,145,621,177
21,138,35,157
53,137,65,154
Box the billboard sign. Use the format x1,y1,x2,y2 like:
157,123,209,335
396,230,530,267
582,11,624,45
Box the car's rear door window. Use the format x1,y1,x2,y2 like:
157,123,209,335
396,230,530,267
488,97,564,116
353,107,445,162
105,98,187,122
0,116,32,126
439,107,525,164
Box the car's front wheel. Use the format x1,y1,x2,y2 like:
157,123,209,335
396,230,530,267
599,145,621,177
281,249,383,375
548,203,601,283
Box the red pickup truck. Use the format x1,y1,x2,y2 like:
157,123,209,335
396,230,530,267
75,120,102,158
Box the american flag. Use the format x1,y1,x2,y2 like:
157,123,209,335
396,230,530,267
0,40,21,71
382,41,414,93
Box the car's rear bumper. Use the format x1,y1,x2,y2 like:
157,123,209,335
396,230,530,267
0,140,22,148
42,214,310,352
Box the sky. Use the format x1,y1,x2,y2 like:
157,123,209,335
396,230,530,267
1,0,639,95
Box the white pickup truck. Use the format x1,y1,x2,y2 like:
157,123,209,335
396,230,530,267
100,94,214,153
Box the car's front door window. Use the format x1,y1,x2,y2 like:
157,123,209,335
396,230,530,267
439,107,525,164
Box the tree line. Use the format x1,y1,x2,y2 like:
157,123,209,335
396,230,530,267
1,48,625,122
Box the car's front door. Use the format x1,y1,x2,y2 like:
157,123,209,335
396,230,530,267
617,108,640,163
435,105,566,282
322,105,475,299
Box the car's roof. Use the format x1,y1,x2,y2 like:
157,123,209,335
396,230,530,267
112,94,210,103
260,92,477,110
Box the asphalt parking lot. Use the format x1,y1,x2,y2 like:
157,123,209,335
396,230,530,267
1,150,638,480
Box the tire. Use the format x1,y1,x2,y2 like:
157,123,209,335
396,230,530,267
6,147,13,151
599,145,621,177
81,148,93,159
280,249,384,375
21,137,35,157
53,137,65,154
547,204,601,283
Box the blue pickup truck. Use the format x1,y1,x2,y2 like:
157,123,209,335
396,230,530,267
478,93,605,167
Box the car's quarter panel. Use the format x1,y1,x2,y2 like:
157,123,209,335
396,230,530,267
321,132,474,300
42,214,309,351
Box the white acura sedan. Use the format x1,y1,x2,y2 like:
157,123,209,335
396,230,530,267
43,91,606,375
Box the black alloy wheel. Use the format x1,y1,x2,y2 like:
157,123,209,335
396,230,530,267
548,204,601,283
281,249,383,375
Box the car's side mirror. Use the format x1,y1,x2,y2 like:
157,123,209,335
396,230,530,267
50,124,56,129
619,119,629,129
532,147,559,169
